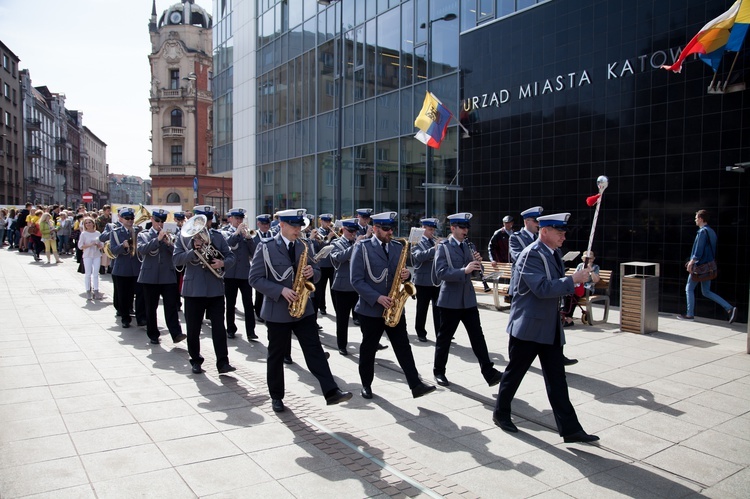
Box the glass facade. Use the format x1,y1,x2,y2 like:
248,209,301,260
460,0,749,318
254,0,469,230
213,0,234,174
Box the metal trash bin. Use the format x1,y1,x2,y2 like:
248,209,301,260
620,261,660,334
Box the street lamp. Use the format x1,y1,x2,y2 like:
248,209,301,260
419,12,456,218
183,71,198,203
318,0,344,220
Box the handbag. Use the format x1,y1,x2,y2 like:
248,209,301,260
691,261,717,282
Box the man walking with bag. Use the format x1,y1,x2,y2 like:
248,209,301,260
678,210,737,323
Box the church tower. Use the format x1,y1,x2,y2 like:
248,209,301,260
148,0,225,210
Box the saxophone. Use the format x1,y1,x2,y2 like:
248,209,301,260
288,241,316,318
382,238,417,327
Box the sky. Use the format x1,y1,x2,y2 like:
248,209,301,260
0,0,181,180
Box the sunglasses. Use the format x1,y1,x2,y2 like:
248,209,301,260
378,226,394,232
121,216,134,221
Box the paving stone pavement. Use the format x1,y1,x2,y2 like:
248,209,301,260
1,247,748,498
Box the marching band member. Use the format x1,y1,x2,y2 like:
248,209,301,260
493,213,599,443
329,218,362,355
248,208,352,413
173,205,237,375
355,207,373,237
350,211,435,400
509,206,543,264
173,211,186,310
253,214,274,323
411,217,441,343
314,213,336,316
110,207,146,329
433,213,503,388
137,209,185,345
222,208,258,340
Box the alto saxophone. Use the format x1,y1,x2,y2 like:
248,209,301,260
382,238,417,327
288,241,316,318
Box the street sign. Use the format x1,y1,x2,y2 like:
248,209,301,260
193,177,198,192
82,192,94,202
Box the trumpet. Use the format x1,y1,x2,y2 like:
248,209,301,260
180,215,224,279
238,223,256,239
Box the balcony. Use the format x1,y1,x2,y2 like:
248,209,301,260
25,119,42,130
26,146,42,158
56,159,68,168
55,137,67,146
161,126,185,138
150,164,195,176
160,89,184,99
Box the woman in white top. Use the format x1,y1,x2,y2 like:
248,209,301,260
77,217,104,300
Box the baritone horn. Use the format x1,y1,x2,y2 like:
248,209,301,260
180,215,225,279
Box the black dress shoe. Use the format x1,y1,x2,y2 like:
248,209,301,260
563,431,600,443
434,374,450,387
326,389,353,405
227,331,236,339
283,355,294,365
411,382,436,398
247,332,259,340
218,364,237,374
149,338,160,344
486,370,504,387
317,323,324,330
360,386,373,399
137,321,147,327
338,349,348,356
256,316,266,324
377,344,388,351
324,352,330,359
173,333,187,343
352,318,360,326
271,399,285,412
191,364,205,374
563,357,579,366
417,336,428,343
492,413,518,433
121,321,131,329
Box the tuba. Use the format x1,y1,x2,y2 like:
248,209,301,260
133,204,151,226
102,241,117,259
288,240,316,318
180,215,225,279
382,238,417,327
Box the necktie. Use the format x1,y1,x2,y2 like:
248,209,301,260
381,241,388,256
288,241,296,268
554,251,564,274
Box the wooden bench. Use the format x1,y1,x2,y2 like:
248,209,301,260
470,261,513,310
564,268,613,325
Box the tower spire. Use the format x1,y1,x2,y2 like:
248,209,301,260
148,0,157,32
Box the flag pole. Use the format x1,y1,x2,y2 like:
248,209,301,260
585,176,609,265
723,51,741,91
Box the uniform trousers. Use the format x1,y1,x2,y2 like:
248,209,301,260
266,314,338,400
358,314,421,389
331,289,358,350
495,332,583,437
315,267,334,313
112,275,146,325
142,282,182,341
414,285,440,339
224,277,256,336
434,306,495,380
184,295,229,369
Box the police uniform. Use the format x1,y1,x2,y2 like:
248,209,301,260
411,217,441,342
172,205,237,374
355,208,373,237
509,206,543,264
313,213,335,315
494,213,598,443
433,213,502,387
222,208,257,340
329,219,360,354
136,209,184,344
248,208,351,412
350,212,435,400
253,214,274,321
110,207,146,328
173,211,186,309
